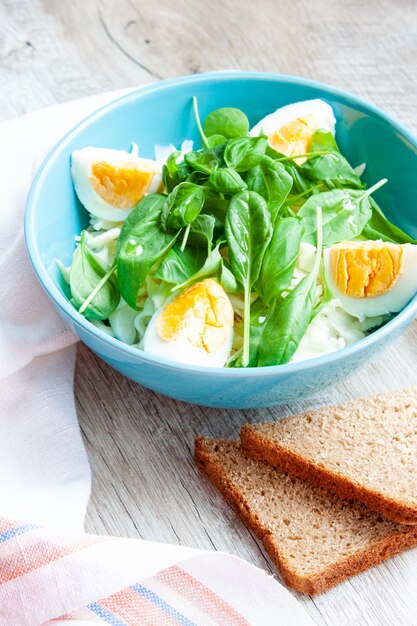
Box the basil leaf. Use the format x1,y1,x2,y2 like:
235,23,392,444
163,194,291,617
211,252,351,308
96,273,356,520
246,156,293,222
208,168,247,194
70,232,119,320
184,150,221,174
155,244,207,285
258,217,303,305
225,190,273,366
224,137,268,172
362,198,415,244
161,182,205,231
117,204,178,309
258,208,323,366
117,193,166,255
204,107,250,139
298,188,374,245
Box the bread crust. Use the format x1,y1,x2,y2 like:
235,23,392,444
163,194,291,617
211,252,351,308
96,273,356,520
195,437,417,595
241,426,417,525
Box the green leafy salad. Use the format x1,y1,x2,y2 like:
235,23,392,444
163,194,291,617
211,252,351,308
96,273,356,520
59,97,417,368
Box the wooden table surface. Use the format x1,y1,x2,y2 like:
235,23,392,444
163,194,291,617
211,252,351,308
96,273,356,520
2,1,417,624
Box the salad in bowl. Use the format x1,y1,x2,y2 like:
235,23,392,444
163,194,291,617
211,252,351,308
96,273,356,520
57,96,417,370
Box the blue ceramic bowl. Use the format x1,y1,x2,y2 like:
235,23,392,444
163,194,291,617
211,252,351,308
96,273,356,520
25,71,417,408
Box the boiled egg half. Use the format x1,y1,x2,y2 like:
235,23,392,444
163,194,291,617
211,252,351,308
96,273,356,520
250,99,336,164
143,278,234,367
324,240,417,319
71,146,162,222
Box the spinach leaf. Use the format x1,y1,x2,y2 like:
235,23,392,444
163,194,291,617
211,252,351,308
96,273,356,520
192,96,210,149
258,208,323,366
161,182,205,231
186,171,210,186
204,107,250,139
265,144,286,160
171,244,223,293
361,197,415,244
258,277,315,365
184,150,221,174
210,140,228,161
258,217,303,305
117,194,166,255
155,244,207,285
310,129,339,152
187,214,216,250
300,129,363,189
301,149,363,189
224,137,268,172
298,180,387,245
208,168,247,194
162,151,190,192
233,299,269,367
283,162,311,194
202,195,229,222
70,232,119,320
313,259,334,317
220,260,240,293
207,134,227,148
117,203,178,309
225,190,273,366
245,156,293,222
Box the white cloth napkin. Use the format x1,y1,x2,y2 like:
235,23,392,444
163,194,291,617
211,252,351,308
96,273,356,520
0,90,314,625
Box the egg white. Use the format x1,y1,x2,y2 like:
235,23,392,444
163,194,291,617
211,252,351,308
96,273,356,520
250,99,336,140
71,146,162,222
323,243,417,319
143,299,234,367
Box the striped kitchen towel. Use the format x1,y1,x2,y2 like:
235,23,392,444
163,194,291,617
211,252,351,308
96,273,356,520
0,517,311,625
0,92,313,625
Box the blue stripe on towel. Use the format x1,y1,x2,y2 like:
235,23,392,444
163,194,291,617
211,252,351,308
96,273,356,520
87,602,127,626
0,524,37,543
131,583,197,626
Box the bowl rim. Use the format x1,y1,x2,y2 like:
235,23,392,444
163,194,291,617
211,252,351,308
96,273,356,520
25,70,417,378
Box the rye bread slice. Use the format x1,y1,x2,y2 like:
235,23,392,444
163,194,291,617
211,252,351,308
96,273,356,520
195,437,417,595
241,388,417,525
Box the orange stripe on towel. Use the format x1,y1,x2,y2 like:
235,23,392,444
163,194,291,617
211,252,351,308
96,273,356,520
156,565,249,626
0,532,105,584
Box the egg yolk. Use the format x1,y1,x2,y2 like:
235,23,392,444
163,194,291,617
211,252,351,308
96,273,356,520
330,242,405,298
268,115,319,164
157,279,234,352
90,161,154,209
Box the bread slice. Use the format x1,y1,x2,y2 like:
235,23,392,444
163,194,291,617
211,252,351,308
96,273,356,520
241,387,417,525
195,437,417,595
